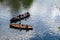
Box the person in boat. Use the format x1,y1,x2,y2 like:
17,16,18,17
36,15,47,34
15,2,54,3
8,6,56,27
26,24,28,29
25,12,30,17
19,22,21,24
20,14,24,19
19,22,21,28
15,16,20,22
27,12,30,14
26,12,30,16
18,15,21,17
16,16,19,19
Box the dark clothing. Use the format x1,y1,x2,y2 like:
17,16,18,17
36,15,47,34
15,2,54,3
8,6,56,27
19,22,21,24
19,22,21,28
26,25,28,28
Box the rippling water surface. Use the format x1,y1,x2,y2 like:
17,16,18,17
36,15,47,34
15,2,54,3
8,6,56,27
0,0,60,40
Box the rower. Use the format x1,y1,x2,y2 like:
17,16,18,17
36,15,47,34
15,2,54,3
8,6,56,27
26,12,30,15
19,22,21,28
26,24,28,29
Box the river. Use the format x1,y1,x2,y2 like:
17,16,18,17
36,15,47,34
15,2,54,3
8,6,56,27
0,0,60,40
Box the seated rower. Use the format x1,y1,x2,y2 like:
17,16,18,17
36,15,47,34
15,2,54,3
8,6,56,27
26,12,30,15
19,22,21,28
18,15,21,17
20,15,24,18
26,12,30,14
25,12,30,17
26,24,28,29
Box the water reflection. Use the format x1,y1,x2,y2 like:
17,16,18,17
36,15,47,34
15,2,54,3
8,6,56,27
9,0,20,17
21,0,33,9
0,0,60,40
0,0,34,40
0,0,3,2
9,0,33,16
10,27,33,32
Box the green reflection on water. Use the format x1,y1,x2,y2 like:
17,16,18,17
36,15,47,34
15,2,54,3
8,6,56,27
58,27,60,31
10,0,20,13
0,0,3,2
21,0,33,9
10,0,33,14
0,0,33,15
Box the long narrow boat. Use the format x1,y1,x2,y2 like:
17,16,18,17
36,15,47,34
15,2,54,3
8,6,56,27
10,24,33,30
10,13,30,23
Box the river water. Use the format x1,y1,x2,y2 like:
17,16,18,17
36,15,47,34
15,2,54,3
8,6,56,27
0,0,60,40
